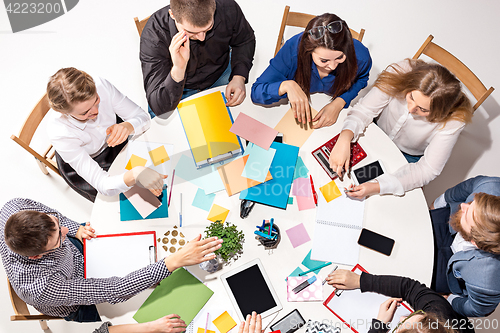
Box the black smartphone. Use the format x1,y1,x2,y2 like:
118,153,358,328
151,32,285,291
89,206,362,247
270,309,305,333
357,228,395,256
352,160,385,185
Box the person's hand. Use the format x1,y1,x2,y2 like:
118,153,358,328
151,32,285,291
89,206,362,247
279,80,311,124
326,269,361,290
106,122,134,147
225,75,246,107
238,312,262,333
75,222,96,242
169,30,190,82
345,182,380,199
377,298,401,324
312,97,346,129
132,167,168,196
329,130,354,180
164,234,223,272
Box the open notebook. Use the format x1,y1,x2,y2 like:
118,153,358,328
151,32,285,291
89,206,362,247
311,190,365,266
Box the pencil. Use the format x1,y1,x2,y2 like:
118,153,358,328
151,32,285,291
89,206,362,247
322,265,338,285
298,262,332,276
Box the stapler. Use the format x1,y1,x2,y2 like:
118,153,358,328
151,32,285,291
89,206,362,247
240,199,255,218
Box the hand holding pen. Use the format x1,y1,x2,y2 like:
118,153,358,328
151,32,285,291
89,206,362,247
325,269,361,291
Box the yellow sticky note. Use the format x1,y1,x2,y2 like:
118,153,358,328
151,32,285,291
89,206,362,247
207,204,230,223
320,180,342,203
212,311,237,333
149,146,170,166
125,154,147,170
197,328,215,333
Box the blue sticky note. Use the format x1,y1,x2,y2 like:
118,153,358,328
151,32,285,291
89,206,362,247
288,197,294,204
289,266,304,277
239,142,299,209
119,188,168,221
192,188,216,211
293,157,309,180
302,250,328,274
241,144,276,182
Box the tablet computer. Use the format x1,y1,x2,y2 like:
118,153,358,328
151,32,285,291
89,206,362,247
220,258,282,321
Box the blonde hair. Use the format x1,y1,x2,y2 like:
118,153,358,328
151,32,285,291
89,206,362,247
47,67,96,113
471,192,500,254
374,59,473,124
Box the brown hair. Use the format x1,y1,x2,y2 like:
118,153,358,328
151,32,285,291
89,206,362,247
4,211,57,257
47,67,96,113
374,59,473,124
170,0,216,26
470,192,500,254
295,13,358,101
398,312,456,333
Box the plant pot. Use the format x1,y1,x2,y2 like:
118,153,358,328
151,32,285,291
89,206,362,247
199,257,220,273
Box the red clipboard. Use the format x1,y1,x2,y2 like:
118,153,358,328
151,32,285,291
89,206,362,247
83,231,157,279
311,134,367,180
323,264,413,333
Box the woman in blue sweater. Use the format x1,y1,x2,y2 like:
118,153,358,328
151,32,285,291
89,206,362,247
251,13,372,128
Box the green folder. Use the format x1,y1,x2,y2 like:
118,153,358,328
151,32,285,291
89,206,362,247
133,268,213,324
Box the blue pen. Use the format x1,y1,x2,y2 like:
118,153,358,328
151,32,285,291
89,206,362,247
269,218,274,235
254,230,276,240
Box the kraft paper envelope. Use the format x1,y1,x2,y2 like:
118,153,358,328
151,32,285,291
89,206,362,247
217,155,272,196
274,107,319,147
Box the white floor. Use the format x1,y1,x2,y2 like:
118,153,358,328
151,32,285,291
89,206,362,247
1,0,499,332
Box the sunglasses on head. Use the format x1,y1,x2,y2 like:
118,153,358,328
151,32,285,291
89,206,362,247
307,21,343,40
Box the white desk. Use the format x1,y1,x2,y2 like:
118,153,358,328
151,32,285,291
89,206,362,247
90,86,433,330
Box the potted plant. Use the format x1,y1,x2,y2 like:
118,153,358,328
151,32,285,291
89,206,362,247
203,220,245,268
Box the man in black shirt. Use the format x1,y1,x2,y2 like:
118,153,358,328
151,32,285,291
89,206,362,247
140,0,256,117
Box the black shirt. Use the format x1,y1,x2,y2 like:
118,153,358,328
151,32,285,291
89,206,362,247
360,273,474,333
140,0,256,115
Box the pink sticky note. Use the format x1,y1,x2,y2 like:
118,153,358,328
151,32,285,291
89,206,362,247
297,194,316,211
292,177,312,197
230,112,278,150
285,223,311,248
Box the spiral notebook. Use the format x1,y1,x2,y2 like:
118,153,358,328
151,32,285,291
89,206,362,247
311,190,365,266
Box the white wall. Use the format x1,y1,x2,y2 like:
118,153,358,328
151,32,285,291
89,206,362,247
0,0,499,332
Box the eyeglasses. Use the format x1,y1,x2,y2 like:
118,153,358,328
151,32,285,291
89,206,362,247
391,310,426,333
308,21,343,40
39,212,63,255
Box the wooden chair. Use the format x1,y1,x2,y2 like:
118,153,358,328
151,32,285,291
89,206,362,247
413,35,494,111
8,279,61,330
274,5,366,56
10,93,60,176
134,15,150,36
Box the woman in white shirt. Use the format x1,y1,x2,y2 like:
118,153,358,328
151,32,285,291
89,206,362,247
329,59,473,198
47,68,165,202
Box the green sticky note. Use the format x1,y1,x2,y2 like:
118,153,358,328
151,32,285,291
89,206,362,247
133,268,213,324
192,188,216,211
293,157,309,180
288,197,294,205
289,266,304,277
302,250,328,274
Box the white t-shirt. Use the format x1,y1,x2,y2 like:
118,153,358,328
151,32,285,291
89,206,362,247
342,60,466,196
47,76,150,196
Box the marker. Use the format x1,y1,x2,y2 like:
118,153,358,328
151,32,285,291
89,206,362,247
293,276,317,294
179,193,183,227
298,262,332,276
322,265,338,285
310,175,318,206
268,218,274,235
168,169,175,207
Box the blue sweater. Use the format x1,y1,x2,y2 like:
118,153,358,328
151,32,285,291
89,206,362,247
251,32,372,107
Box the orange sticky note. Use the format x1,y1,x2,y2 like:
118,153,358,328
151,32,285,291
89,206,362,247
149,146,170,166
197,328,215,333
207,204,230,223
125,154,147,170
212,311,237,333
319,180,342,202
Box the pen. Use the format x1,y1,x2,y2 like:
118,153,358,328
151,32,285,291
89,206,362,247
168,169,175,207
344,187,355,193
293,276,317,294
179,193,183,227
204,312,209,333
298,262,332,276
269,218,274,235
309,175,318,206
322,265,338,285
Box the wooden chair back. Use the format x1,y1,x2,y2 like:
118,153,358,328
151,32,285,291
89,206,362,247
134,16,150,36
8,278,61,329
413,35,494,111
274,5,366,56
10,93,60,176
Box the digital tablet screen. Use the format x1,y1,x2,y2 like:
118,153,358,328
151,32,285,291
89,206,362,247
225,264,277,317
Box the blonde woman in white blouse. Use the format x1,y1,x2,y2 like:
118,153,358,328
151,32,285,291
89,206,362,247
47,68,165,202
329,59,473,199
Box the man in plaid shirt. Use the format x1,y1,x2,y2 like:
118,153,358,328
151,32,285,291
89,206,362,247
1,198,222,322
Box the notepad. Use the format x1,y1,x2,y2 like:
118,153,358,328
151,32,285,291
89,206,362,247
133,268,214,324
84,231,156,279
311,192,365,266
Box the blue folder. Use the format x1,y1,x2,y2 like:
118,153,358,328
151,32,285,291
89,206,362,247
119,188,168,221
239,142,299,209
